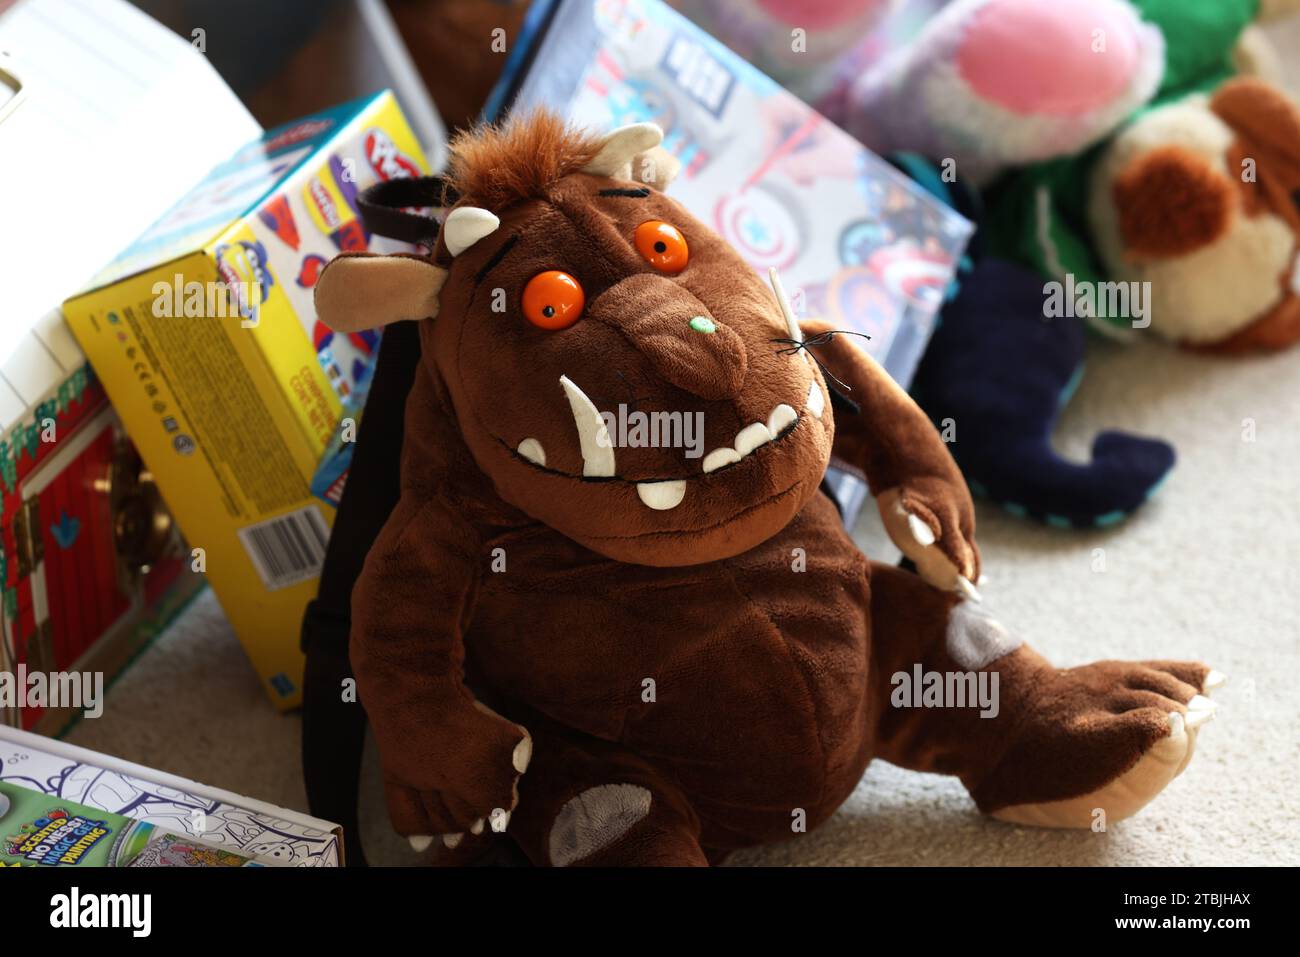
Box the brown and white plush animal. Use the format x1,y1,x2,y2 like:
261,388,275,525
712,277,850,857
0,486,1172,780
1090,76,1300,351
314,111,1220,865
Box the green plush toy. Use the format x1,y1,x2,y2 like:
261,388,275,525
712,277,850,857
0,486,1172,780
844,0,1300,349
982,0,1300,350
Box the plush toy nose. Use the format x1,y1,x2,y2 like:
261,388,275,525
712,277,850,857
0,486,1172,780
605,275,748,401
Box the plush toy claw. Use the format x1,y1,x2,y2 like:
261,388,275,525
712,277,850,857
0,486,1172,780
877,485,980,597
408,817,493,863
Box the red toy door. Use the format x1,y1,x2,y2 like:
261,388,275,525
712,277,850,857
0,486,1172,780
16,409,129,728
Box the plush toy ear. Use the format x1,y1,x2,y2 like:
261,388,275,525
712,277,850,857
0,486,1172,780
314,253,448,333
629,145,681,192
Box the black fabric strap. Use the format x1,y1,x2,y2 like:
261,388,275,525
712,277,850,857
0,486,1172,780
356,175,459,246
300,320,424,866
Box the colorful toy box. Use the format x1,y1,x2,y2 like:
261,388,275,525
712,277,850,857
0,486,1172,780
62,91,431,711
0,725,341,866
0,780,268,867
2,0,263,736
0,322,202,735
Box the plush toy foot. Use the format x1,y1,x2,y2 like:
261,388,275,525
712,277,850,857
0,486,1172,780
501,727,713,867
981,664,1223,828
867,566,1219,828
911,257,1176,528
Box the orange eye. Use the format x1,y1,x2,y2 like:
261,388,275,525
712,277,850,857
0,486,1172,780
522,270,585,329
634,220,689,273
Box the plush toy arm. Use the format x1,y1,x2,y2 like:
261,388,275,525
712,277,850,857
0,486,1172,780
352,493,530,842
802,319,980,594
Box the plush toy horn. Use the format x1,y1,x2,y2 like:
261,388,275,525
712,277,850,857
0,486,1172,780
582,122,664,177
443,206,500,256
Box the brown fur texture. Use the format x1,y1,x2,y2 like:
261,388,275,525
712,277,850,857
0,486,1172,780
317,114,1212,865
442,109,604,212
1112,145,1234,259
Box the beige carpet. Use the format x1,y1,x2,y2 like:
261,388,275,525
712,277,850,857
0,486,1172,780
63,331,1300,866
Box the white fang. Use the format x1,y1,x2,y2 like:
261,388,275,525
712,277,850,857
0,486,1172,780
559,375,616,477
517,438,546,466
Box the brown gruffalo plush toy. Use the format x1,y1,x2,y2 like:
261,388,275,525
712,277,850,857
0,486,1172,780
314,110,1221,866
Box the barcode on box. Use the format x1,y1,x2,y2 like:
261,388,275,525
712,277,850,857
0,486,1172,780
237,505,329,591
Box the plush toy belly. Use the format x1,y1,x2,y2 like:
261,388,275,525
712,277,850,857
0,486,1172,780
468,491,873,839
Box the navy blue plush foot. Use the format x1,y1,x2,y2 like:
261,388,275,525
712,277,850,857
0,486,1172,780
912,257,1175,529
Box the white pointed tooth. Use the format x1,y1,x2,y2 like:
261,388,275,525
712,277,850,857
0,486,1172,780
1203,669,1227,691
517,438,546,466
1167,711,1185,738
735,422,773,457
409,835,434,853
636,479,686,510
767,403,797,436
443,833,463,849
806,380,825,418
559,375,616,477
702,447,742,473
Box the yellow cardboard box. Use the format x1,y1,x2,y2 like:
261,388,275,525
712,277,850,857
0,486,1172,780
63,92,430,709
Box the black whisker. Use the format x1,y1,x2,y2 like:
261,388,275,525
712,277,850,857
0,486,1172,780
474,234,518,284
598,187,650,198
771,329,871,394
